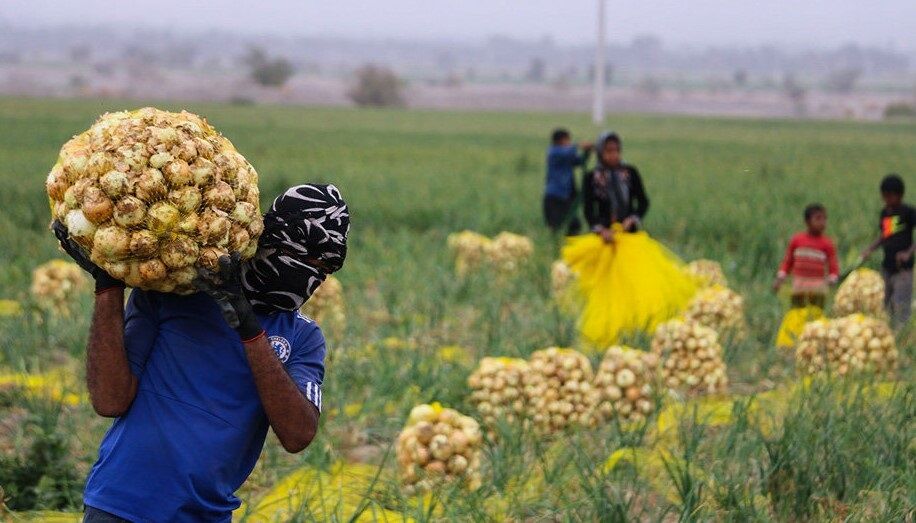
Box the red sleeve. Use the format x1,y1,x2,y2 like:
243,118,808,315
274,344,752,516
824,237,839,277
778,235,796,276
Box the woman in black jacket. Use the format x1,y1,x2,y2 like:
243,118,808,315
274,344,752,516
582,132,649,242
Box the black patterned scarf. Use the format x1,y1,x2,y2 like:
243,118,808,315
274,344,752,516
242,184,350,313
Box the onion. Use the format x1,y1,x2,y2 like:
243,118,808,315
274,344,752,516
135,168,167,202
191,158,215,186
139,258,167,282
230,201,257,225
163,159,192,186
81,186,114,224
161,235,199,269
99,170,130,198
149,152,174,169
129,230,159,257
177,212,200,235
92,226,131,261
46,165,70,200
204,181,235,211
168,186,202,214
113,196,147,228
65,209,97,247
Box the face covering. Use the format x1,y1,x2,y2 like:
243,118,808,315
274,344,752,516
242,184,350,313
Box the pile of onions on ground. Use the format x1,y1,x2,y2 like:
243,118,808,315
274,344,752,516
467,357,529,428
446,230,533,276
523,347,597,433
651,319,728,395
683,259,728,288
46,107,263,294
833,268,885,318
30,259,88,314
795,314,898,378
682,285,746,336
395,403,483,495
300,275,345,336
593,346,659,423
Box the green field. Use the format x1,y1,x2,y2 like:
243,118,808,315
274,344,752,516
0,97,913,520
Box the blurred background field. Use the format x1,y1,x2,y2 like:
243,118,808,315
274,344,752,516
0,97,913,520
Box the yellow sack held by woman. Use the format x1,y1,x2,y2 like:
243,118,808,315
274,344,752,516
561,228,697,347
775,305,824,350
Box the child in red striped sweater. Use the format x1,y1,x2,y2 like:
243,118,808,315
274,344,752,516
773,204,839,348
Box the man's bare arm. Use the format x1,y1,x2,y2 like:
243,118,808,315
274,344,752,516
244,333,318,453
86,289,137,417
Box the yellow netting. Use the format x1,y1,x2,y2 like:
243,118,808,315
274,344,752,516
243,462,405,522
562,229,698,347
775,305,824,349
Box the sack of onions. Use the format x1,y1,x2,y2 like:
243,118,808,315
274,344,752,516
467,357,529,427
651,319,728,395
683,259,728,288
523,347,597,433
593,346,659,424
797,314,898,378
395,403,483,495
30,259,89,314
833,268,885,318
46,107,262,294
300,275,345,336
682,285,746,336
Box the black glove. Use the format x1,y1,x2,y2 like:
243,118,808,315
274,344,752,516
194,252,264,341
51,220,125,294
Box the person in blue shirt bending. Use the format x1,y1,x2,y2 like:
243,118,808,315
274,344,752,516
53,184,350,523
544,128,592,235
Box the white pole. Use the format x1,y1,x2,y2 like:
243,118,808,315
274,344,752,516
592,0,606,125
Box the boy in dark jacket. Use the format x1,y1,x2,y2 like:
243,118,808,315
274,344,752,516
544,128,592,235
582,132,649,243
860,174,915,328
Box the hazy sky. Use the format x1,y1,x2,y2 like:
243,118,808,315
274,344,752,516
4,0,915,49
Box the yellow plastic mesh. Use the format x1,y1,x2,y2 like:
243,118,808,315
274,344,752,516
562,230,698,347
775,305,824,349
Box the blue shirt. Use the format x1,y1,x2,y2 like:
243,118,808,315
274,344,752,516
83,290,325,522
544,145,583,199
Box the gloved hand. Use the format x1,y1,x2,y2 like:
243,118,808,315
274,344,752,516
51,220,125,294
194,252,264,341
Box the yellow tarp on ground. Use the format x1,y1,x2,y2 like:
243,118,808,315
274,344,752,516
5,511,82,522
775,305,824,349
561,231,697,347
241,462,405,522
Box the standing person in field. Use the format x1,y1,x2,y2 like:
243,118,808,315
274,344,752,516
563,131,695,346
54,184,349,523
582,131,649,243
544,128,592,235
859,174,915,328
773,204,839,348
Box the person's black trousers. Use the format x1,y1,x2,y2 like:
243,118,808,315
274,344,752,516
543,195,581,236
